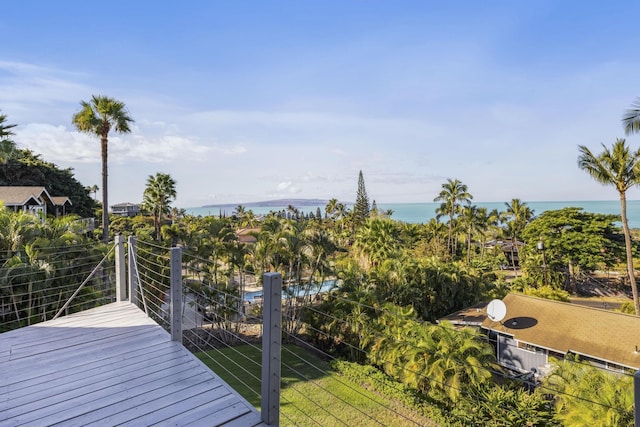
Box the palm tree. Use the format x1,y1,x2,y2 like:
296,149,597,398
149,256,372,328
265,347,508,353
0,110,17,139
0,110,17,163
459,205,481,265
433,178,473,254
142,172,177,241
622,98,640,135
325,198,338,220
353,218,401,269
89,184,99,201
548,358,633,425
423,322,496,402
578,139,640,314
501,198,534,272
72,96,133,243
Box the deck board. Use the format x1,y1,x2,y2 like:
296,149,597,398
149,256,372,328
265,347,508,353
0,301,266,426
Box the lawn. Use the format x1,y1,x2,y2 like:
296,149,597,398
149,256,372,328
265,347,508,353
196,343,435,426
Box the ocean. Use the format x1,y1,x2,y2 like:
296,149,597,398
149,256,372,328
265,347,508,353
184,200,640,229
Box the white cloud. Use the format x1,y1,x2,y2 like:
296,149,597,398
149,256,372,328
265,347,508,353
276,182,298,193
0,61,89,110
15,124,97,162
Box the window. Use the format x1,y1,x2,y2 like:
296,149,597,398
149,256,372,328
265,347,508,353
517,341,543,353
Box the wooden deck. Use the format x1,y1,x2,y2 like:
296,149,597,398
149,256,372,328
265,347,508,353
0,302,266,426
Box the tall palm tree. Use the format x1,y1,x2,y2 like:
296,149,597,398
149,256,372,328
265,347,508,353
501,198,534,272
433,178,473,254
0,110,17,140
622,98,640,135
578,139,640,314
142,172,177,241
89,184,99,201
72,96,133,243
459,205,483,265
0,110,17,163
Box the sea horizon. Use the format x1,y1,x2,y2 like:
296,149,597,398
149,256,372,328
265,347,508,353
183,199,640,229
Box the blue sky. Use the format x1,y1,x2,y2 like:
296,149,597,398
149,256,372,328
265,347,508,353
2,1,640,208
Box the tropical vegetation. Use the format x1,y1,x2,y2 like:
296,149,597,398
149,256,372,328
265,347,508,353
142,172,177,241
2,97,640,425
578,139,640,314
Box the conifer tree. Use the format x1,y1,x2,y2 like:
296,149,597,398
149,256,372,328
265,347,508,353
353,170,370,226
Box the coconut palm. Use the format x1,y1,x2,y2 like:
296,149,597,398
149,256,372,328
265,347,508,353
501,199,535,272
622,98,640,135
89,184,99,201
142,172,177,242
433,178,473,254
304,226,337,291
0,110,17,163
325,198,339,220
200,217,236,283
72,96,133,243
459,205,483,265
0,110,16,140
578,139,640,314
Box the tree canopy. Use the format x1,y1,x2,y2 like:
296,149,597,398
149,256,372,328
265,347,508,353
520,207,625,292
0,149,94,218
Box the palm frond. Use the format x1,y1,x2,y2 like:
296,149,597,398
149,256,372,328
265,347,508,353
622,98,640,135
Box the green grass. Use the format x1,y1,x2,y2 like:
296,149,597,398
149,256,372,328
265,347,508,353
196,343,436,426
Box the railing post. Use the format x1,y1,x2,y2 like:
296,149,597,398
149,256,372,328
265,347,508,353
261,272,282,426
128,236,138,306
635,369,640,426
170,246,183,342
115,235,126,302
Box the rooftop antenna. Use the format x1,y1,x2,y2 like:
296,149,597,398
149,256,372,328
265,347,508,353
486,299,507,323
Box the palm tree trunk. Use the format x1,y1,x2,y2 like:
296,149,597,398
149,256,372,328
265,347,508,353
448,213,453,253
467,227,472,265
101,137,109,243
619,194,640,315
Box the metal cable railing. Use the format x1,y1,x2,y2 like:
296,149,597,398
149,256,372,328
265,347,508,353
0,242,115,332
126,236,633,426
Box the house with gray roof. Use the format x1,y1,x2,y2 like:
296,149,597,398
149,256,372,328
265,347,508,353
0,186,72,217
111,202,141,217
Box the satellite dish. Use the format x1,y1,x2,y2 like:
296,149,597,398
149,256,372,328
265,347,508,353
486,299,507,322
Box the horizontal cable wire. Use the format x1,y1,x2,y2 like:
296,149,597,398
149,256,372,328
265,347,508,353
139,241,625,421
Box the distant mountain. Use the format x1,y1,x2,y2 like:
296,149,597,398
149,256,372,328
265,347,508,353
202,198,330,208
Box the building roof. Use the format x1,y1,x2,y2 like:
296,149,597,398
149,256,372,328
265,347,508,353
482,293,640,369
438,301,488,326
237,227,260,244
111,202,141,208
51,196,72,206
0,186,53,206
